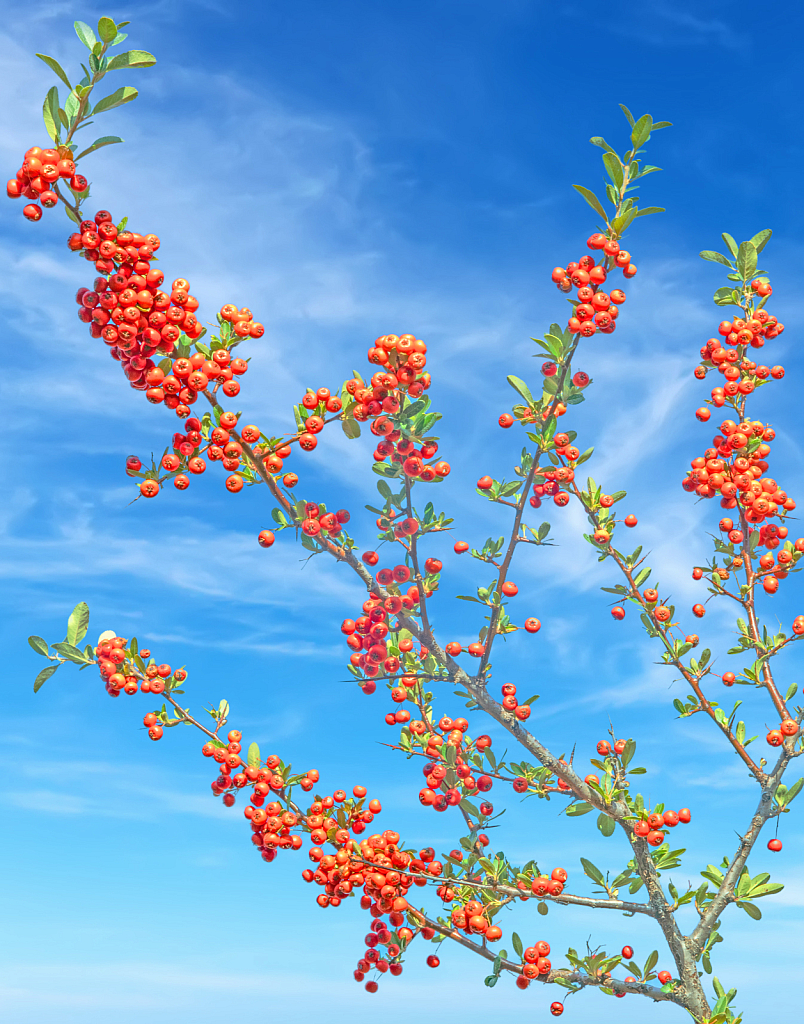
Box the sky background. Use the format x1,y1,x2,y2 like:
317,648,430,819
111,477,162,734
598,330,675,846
1,1,803,1021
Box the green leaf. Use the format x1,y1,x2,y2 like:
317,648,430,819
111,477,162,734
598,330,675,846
700,250,733,267
737,900,761,920
36,54,72,90
511,931,523,958
73,135,123,161
572,183,608,221
93,86,138,113
619,104,635,127
33,664,59,692
66,602,90,646
74,20,98,50
630,113,653,149
52,642,90,664
620,738,636,767
247,742,261,767
749,228,772,254
721,232,738,257
602,152,623,189
537,901,548,915
736,241,757,281
43,86,60,142
565,801,593,816
633,206,665,217
340,413,360,439
507,374,535,407
106,49,157,71
28,636,49,657
97,16,118,43
597,812,616,837
580,858,605,885
643,950,658,976
713,286,738,307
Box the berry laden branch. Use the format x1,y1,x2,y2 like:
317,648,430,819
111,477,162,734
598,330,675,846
17,18,804,1024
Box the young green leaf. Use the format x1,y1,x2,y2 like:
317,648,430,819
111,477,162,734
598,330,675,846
67,602,90,646
633,206,666,218
74,21,98,50
93,86,138,113
630,113,653,149
106,49,157,71
247,742,261,767
97,16,118,43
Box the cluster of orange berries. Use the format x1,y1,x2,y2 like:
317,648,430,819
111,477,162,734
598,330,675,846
765,718,801,751
340,567,429,690
683,418,795,523
695,301,784,409
550,233,636,338
353,334,430,408
141,333,251,409
6,144,85,219
370,426,450,481
69,209,200,383
95,635,183,722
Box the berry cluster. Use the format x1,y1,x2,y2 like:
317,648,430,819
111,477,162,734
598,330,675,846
6,144,85,220
340,566,433,691
550,233,637,339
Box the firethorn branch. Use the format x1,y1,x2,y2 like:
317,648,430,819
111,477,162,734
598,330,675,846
18,21,804,1020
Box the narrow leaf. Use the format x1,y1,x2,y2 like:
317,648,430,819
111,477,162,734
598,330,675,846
73,135,124,161
36,54,72,89
572,184,608,221
247,742,261,767
634,206,665,217
34,664,59,693
93,86,138,114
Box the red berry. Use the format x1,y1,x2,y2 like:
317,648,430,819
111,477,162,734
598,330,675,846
768,838,782,852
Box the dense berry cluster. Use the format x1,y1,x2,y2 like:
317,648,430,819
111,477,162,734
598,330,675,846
6,144,85,221
551,233,636,339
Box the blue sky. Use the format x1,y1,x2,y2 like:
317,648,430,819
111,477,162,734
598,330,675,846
1,1,803,1021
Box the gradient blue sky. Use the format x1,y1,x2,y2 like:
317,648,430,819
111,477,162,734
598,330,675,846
2,2,803,1021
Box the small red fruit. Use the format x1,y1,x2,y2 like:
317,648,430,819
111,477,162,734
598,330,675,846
768,838,782,852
